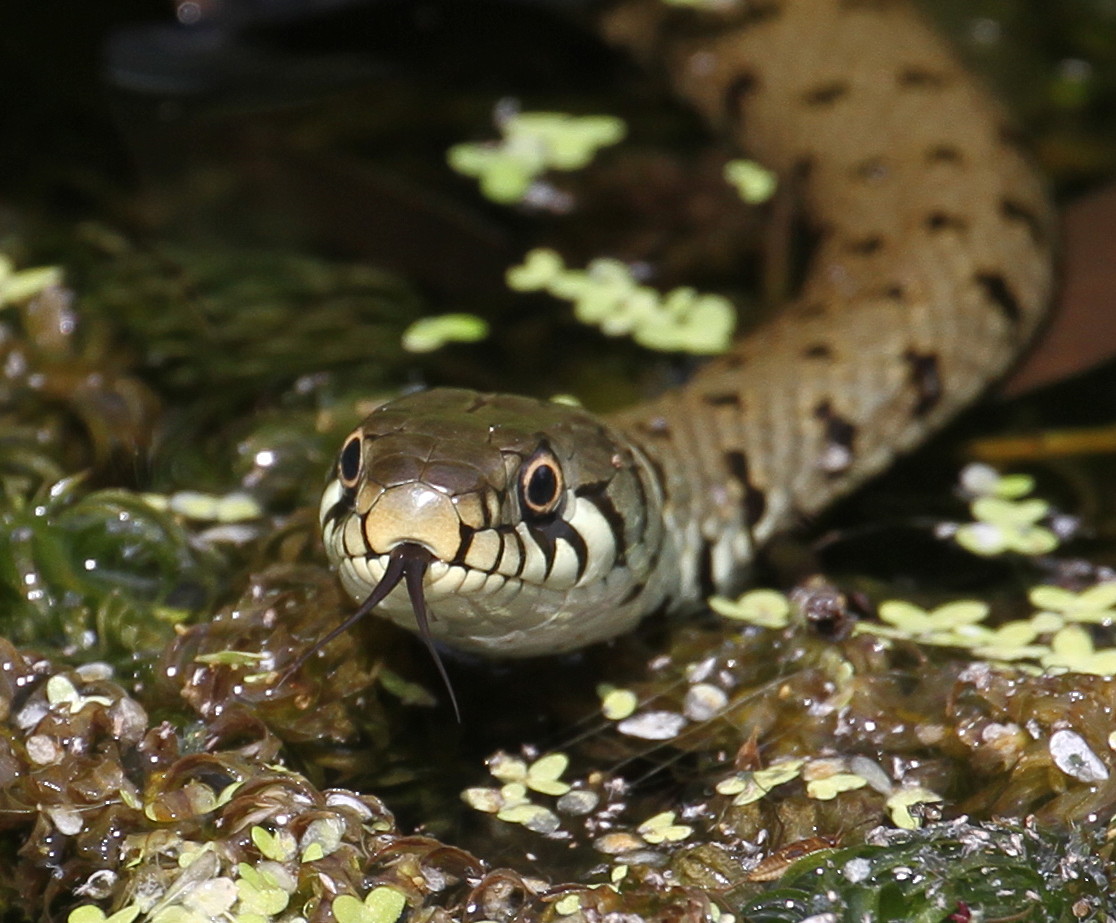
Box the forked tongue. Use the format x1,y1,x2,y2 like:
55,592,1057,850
284,543,460,721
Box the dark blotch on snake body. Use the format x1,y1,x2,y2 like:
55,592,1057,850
975,271,1023,326
926,145,963,165
723,71,761,121
813,401,858,475
703,392,743,408
803,82,849,106
1000,197,1046,246
897,67,949,88
925,212,968,233
904,350,943,417
846,235,884,255
724,449,767,528
851,157,889,183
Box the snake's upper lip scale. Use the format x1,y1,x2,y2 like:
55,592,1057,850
286,542,462,721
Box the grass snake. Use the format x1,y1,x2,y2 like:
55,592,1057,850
317,0,1057,702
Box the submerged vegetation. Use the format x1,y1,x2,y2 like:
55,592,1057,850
4,240,1116,919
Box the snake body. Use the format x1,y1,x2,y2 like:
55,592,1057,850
319,0,1056,663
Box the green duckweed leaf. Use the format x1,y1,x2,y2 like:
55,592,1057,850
250,826,296,862
0,260,63,306
506,248,565,290
886,788,944,830
709,589,792,627
448,112,624,203
505,249,735,354
333,887,408,923
717,759,805,805
638,810,693,844
553,894,582,915
959,464,1035,499
805,772,869,801
724,159,778,203
401,314,489,353
1042,625,1116,675
598,685,638,720
1030,582,1116,624
523,753,571,796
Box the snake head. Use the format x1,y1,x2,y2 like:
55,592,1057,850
319,388,668,659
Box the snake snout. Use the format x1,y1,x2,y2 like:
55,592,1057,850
361,482,462,562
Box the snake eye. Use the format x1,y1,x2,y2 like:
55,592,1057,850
520,450,564,518
338,431,364,488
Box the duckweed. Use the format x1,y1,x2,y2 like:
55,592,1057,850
448,110,626,204
723,160,778,204
507,248,734,353
401,313,489,353
952,464,1062,556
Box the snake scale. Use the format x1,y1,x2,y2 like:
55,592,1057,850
318,0,1056,683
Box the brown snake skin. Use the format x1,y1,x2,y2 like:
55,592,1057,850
319,0,1056,666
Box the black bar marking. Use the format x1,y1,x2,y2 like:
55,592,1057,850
452,521,473,567
321,496,353,530
530,516,589,582
619,581,645,606
697,541,717,599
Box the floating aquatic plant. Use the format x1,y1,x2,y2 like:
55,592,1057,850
507,248,734,353
951,463,1061,556
0,253,63,307
448,109,626,204
401,313,489,353
708,588,792,628
723,160,778,204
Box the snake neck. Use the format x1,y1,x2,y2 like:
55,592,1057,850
603,0,1056,609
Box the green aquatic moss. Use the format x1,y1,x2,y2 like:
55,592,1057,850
739,820,1108,922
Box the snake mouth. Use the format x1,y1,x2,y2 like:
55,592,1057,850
289,542,461,720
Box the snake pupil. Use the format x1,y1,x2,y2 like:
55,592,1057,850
338,433,363,487
522,453,562,515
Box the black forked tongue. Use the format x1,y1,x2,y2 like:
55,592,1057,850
283,543,460,721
